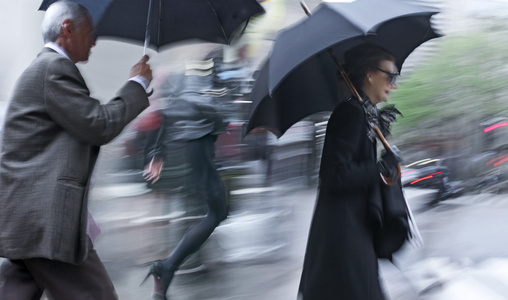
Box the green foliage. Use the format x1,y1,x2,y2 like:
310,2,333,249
389,24,508,137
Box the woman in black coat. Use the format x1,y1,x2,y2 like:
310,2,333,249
298,44,401,300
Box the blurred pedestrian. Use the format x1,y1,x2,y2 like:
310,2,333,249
141,62,228,300
0,1,152,299
298,44,401,299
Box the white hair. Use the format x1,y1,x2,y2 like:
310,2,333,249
41,1,91,43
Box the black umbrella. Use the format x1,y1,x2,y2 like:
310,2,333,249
39,0,265,52
246,0,440,137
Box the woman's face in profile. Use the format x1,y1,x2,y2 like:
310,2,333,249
367,59,398,105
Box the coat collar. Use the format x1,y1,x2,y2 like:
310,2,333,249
44,42,71,61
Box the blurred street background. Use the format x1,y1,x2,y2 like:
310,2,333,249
3,0,508,299
86,166,508,300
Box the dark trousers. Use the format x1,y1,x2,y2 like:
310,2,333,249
163,135,228,270
0,237,117,300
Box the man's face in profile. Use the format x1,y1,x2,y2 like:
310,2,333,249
68,16,95,63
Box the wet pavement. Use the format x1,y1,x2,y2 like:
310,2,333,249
89,164,315,300
32,159,508,300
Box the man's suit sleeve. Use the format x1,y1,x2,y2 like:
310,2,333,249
44,57,149,145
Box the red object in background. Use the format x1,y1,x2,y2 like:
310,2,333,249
485,154,508,167
483,121,508,133
136,110,162,132
215,123,243,161
124,110,162,156
409,172,443,185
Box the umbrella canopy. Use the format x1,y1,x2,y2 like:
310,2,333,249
246,0,441,137
39,0,265,50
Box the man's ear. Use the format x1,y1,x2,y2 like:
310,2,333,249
61,19,73,37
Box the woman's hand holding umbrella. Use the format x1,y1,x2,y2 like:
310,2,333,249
378,146,402,184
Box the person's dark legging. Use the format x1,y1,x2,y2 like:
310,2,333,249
158,134,227,286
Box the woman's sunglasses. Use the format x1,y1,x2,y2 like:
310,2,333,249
375,67,400,86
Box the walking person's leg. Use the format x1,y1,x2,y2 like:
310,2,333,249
0,259,44,300
147,135,228,299
23,238,117,300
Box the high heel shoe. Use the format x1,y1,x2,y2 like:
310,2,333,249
140,260,175,300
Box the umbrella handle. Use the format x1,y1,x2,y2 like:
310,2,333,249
340,58,402,185
300,0,401,185
375,126,401,185
341,60,401,184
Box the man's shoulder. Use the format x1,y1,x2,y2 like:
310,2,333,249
24,48,79,79
33,48,74,68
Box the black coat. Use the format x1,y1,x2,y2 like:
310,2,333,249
298,98,385,299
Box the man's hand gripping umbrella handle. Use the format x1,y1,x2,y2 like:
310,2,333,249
300,1,401,185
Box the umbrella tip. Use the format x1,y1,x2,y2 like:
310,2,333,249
300,1,311,16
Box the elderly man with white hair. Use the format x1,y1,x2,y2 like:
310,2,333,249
0,1,152,299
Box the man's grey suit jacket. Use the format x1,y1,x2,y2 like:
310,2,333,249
0,48,149,264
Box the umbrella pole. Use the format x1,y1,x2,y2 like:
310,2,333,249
331,52,395,151
144,0,154,55
300,1,401,185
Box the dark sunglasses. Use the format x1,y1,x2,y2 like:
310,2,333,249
375,67,400,86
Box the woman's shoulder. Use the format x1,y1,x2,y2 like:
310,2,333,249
332,97,364,116
326,98,365,129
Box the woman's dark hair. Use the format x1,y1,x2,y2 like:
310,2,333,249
342,44,395,90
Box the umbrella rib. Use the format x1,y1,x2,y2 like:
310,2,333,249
157,0,162,49
144,0,155,54
206,0,228,43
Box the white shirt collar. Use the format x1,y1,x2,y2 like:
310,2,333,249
44,42,71,61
